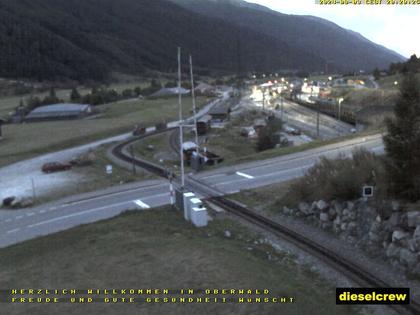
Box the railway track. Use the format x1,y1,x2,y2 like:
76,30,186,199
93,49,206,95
112,128,420,315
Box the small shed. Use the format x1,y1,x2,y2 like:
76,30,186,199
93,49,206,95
209,103,231,122
25,104,92,122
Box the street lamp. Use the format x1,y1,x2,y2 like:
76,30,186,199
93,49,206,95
338,97,344,121
394,81,398,86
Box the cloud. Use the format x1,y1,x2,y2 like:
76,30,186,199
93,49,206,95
247,0,420,57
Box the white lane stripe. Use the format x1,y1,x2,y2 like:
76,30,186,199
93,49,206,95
5,219,12,223
39,210,46,214
27,200,132,229
27,212,35,217
236,172,254,179
16,216,23,220
134,200,151,209
7,228,20,234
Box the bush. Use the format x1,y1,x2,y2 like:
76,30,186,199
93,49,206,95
283,149,387,204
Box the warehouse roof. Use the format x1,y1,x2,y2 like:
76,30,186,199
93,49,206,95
29,103,90,114
25,103,91,120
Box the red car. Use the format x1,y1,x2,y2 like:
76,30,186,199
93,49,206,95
42,162,72,173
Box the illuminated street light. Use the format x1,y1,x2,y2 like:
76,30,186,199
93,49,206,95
338,97,344,121
328,76,333,81
394,81,399,86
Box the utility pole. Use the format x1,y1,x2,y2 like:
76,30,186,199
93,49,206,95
316,102,320,138
178,47,185,188
280,95,284,121
262,88,266,111
189,55,199,151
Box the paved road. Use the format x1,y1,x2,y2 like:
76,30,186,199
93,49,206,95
0,133,383,248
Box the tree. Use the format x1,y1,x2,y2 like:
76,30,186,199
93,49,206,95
372,67,380,81
70,88,81,102
383,73,420,201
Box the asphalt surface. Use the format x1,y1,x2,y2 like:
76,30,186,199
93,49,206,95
0,133,383,248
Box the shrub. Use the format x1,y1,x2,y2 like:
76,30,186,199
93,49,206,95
283,149,387,205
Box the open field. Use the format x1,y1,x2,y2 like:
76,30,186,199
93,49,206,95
0,96,211,167
0,207,357,315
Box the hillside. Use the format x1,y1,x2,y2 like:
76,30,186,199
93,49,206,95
171,0,405,72
0,0,404,82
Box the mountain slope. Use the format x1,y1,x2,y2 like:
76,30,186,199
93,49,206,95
171,0,405,72
0,0,404,81
0,0,326,81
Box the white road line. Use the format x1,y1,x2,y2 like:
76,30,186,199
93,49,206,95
236,172,254,179
27,212,35,217
7,228,20,234
5,219,12,223
39,210,46,214
16,216,23,220
27,200,132,229
134,200,151,209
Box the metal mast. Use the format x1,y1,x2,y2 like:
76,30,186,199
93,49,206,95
189,54,199,151
178,47,185,187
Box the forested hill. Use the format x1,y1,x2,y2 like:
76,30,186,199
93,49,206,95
0,0,404,82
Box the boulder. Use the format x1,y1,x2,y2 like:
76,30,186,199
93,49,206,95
406,211,420,228
414,225,420,239
332,200,343,213
224,230,232,238
347,222,357,231
282,206,291,215
399,248,418,267
328,207,337,218
386,243,401,258
408,238,420,253
320,212,329,222
316,200,328,211
346,201,355,212
298,202,313,215
369,231,381,243
392,230,410,243
388,212,403,228
391,200,401,212
340,222,348,231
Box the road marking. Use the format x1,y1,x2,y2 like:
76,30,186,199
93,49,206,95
39,210,46,214
27,200,132,229
16,216,23,220
27,212,35,217
7,228,20,234
49,207,57,211
236,172,254,179
134,200,151,209
5,219,12,223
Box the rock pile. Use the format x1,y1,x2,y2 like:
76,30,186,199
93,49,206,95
283,199,420,275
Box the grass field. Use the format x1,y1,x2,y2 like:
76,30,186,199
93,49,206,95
0,96,211,167
0,207,358,315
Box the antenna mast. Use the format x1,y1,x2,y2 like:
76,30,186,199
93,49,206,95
178,47,185,188
189,55,199,151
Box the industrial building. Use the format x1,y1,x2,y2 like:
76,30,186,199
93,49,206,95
25,103,92,122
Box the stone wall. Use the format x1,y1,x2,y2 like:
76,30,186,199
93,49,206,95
282,199,420,275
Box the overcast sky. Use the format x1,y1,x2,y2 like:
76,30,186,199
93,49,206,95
247,0,420,58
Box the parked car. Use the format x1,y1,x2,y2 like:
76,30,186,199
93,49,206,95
42,162,72,173
132,125,146,136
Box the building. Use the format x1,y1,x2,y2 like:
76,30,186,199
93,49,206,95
150,87,190,98
25,103,92,122
208,103,231,122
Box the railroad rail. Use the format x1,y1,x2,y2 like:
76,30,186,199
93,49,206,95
112,127,420,315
